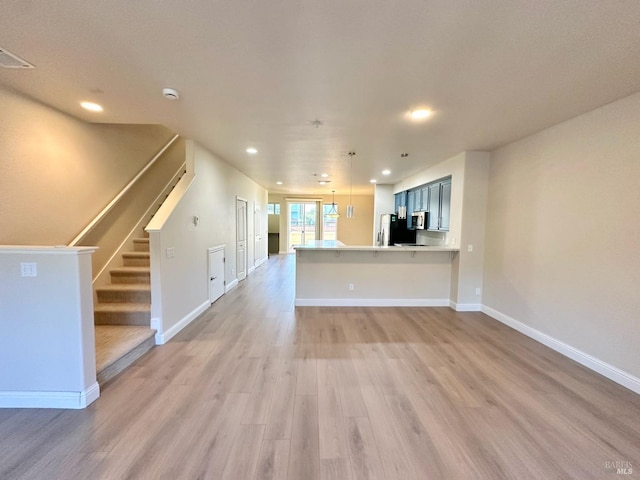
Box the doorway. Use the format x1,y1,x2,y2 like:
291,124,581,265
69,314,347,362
236,197,248,281
287,202,317,252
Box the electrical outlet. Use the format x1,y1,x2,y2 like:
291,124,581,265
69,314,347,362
475,287,481,295
166,247,176,258
468,244,473,252
20,262,37,277
348,283,355,291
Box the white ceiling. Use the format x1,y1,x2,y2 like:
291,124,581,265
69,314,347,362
2,1,640,195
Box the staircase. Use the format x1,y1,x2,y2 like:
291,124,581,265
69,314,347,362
94,235,156,385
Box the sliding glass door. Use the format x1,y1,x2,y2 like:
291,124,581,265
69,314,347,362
288,202,318,252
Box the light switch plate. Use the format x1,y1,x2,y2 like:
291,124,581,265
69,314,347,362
20,262,37,277
166,247,176,258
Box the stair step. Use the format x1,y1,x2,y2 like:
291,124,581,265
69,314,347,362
110,266,150,284
95,325,156,385
122,251,150,267
94,303,151,326
133,238,150,252
96,284,151,304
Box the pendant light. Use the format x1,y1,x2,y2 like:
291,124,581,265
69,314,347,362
347,151,355,218
326,190,340,218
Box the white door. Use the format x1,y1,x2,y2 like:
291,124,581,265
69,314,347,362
236,198,247,281
254,202,263,267
208,247,225,303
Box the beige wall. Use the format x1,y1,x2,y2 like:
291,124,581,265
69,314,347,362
0,86,175,245
268,193,374,252
484,91,640,379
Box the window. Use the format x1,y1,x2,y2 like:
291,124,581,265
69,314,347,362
268,203,281,215
322,204,338,240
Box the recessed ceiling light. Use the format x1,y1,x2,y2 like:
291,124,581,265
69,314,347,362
80,101,103,112
276,181,283,185
370,179,377,184
246,147,258,154
382,169,391,175
321,173,329,178
319,180,328,185
410,109,432,120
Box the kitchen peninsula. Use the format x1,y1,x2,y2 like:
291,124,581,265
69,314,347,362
295,240,459,306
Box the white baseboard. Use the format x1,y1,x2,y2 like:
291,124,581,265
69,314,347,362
0,382,100,409
154,300,210,345
278,250,288,255
450,301,481,312
248,266,256,275
295,298,450,307
225,279,239,293
481,305,640,395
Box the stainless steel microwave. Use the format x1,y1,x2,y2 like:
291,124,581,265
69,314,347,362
409,211,426,230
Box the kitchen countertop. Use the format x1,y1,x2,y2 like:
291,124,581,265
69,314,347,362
294,241,459,252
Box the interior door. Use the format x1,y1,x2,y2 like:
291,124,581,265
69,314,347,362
208,247,225,303
254,202,263,267
236,198,247,281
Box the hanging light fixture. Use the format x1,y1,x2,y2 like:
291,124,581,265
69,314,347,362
326,190,340,218
347,151,356,218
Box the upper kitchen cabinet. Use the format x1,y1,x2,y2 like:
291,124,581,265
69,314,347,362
394,191,407,214
427,177,451,231
407,190,416,216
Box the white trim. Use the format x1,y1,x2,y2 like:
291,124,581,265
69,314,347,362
150,317,162,344
69,134,180,246
93,162,187,283
295,298,450,307
154,300,210,345
0,382,100,409
225,278,239,293
278,250,288,255
248,265,256,275
481,305,640,395
207,244,225,254
449,301,482,312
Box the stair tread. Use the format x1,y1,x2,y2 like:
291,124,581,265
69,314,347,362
133,238,149,243
95,303,150,312
95,325,156,377
96,284,151,292
122,251,150,257
110,266,150,273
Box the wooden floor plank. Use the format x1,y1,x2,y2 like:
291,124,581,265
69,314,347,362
288,395,320,480
254,439,290,480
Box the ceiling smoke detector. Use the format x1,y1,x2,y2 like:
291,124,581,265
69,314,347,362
162,88,180,100
0,47,35,69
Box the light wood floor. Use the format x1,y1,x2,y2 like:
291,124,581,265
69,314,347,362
2,254,639,479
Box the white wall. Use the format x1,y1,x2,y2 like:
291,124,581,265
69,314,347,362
0,247,99,408
373,184,395,244
295,249,452,306
147,141,268,343
483,91,640,385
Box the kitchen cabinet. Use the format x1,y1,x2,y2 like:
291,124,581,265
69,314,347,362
418,185,429,211
394,191,406,214
427,178,451,231
407,190,416,216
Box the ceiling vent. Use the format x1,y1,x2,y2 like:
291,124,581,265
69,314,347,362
0,47,35,69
